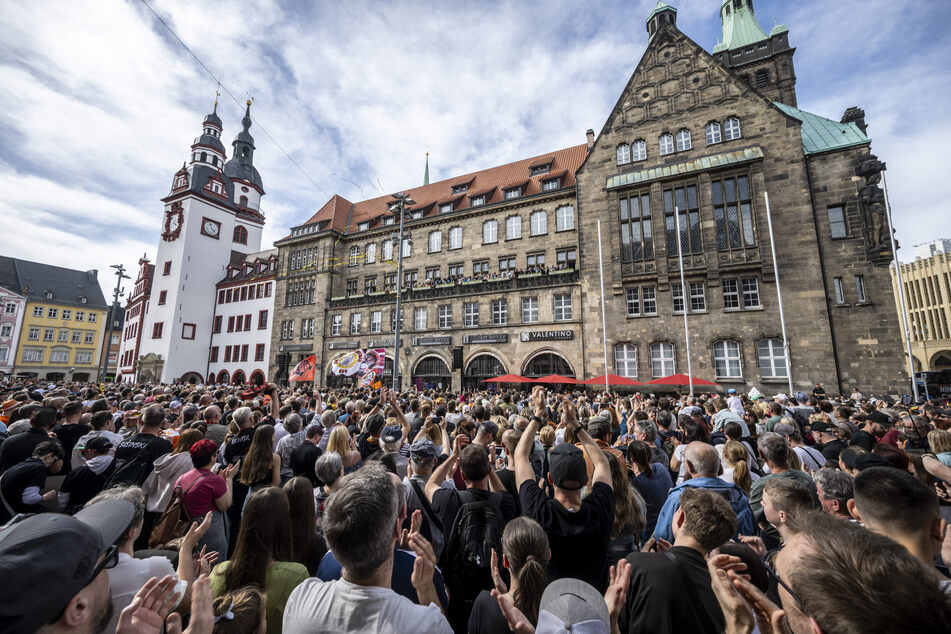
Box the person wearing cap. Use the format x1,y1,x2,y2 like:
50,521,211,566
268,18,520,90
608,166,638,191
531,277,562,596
515,388,615,592
357,412,386,461
72,410,124,469
0,439,64,522
403,437,452,558
0,405,58,474
0,398,18,430
810,419,847,461
726,389,744,418
380,423,408,479
0,498,135,633
620,487,738,634
58,435,115,514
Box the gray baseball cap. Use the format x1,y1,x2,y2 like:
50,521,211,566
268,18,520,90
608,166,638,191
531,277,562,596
536,577,610,634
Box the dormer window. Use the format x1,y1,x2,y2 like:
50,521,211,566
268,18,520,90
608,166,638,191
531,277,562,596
452,183,469,195
439,203,454,214
470,195,486,207
504,187,521,200
45,292,53,299
541,178,560,192
211,181,223,194
530,164,550,177
358,222,370,231
384,217,395,226
410,210,423,220
175,175,186,188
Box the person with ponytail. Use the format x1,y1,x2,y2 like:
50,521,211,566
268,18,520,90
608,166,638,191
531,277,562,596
720,440,759,495
212,587,267,634
468,517,550,633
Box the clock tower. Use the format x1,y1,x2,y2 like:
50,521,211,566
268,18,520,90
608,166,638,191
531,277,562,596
137,101,266,383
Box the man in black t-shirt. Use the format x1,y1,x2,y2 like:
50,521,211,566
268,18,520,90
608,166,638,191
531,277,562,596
290,425,323,486
0,406,58,474
223,406,255,464
0,440,64,522
112,404,172,480
619,487,737,634
810,421,846,461
52,401,91,474
58,435,114,514
515,388,616,591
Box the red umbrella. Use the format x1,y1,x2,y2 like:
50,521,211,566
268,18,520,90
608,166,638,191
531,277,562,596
483,374,531,383
581,374,644,386
532,374,580,384
646,373,720,387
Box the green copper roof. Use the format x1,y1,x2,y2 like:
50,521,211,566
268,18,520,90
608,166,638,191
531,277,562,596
606,147,764,190
774,102,870,155
713,0,770,53
769,17,788,37
647,0,676,20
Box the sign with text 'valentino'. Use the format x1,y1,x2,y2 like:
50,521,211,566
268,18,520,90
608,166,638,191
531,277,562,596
462,334,509,344
367,339,395,348
328,341,359,350
412,336,452,346
520,330,574,342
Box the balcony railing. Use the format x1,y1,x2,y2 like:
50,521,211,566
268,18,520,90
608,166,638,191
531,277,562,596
329,269,580,309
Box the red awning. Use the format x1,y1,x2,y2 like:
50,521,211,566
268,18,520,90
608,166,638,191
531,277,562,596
646,373,720,387
581,374,644,386
483,374,532,383
531,374,580,384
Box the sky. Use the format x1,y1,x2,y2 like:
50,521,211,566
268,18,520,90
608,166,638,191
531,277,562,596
1,0,949,301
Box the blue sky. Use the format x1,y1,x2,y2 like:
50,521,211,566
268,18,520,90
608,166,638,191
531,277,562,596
1,0,948,301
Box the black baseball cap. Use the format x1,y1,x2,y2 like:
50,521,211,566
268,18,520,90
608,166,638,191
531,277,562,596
0,499,134,633
549,443,588,490
810,421,832,433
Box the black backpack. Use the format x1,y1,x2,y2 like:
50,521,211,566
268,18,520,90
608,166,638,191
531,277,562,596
442,490,506,630
104,452,152,489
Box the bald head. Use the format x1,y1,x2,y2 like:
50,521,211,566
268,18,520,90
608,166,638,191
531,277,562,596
684,441,719,477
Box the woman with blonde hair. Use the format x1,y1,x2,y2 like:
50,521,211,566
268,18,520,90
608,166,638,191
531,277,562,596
928,429,951,467
326,425,362,474
720,440,758,494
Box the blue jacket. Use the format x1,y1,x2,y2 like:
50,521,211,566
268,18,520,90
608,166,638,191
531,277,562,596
652,477,755,543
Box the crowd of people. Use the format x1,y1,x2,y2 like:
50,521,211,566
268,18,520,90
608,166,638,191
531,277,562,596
1,377,951,633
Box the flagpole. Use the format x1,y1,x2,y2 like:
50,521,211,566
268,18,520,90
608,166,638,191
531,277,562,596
674,206,694,397
597,219,610,394
763,191,794,395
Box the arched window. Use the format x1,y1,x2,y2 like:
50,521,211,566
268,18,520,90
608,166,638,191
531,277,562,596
429,231,442,253
724,117,742,140
239,195,248,207
617,144,631,165
212,156,218,166
650,342,675,377
632,139,647,161
659,133,674,156
713,340,742,379
705,122,722,145
200,151,207,163
232,225,248,244
676,129,692,152
614,343,638,378
757,338,787,379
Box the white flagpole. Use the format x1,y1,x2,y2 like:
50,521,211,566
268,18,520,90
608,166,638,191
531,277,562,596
674,206,694,397
763,191,794,395
597,220,610,394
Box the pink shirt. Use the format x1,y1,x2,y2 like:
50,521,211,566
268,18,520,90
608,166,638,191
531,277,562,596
177,468,227,518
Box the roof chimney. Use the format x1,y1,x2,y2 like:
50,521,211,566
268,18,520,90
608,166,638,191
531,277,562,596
86,269,98,282
586,129,595,150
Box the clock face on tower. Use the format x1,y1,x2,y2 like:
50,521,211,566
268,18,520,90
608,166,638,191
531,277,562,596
200,217,221,239
162,204,184,242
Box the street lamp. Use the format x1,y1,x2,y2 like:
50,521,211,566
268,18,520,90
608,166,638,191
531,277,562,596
388,192,415,391
101,264,131,383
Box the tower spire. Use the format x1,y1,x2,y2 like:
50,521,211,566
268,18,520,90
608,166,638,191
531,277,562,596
423,151,430,186
713,0,769,53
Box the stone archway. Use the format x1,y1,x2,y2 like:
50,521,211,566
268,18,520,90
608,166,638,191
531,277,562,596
931,350,951,370
521,350,575,378
232,370,247,385
216,370,230,384
463,353,507,390
249,370,266,385
411,354,451,391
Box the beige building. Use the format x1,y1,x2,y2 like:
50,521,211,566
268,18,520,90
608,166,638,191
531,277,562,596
891,251,951,372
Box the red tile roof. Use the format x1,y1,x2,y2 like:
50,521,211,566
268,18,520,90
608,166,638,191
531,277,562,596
291,144,588,237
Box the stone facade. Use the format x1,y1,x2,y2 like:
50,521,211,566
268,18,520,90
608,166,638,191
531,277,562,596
891,251,951,372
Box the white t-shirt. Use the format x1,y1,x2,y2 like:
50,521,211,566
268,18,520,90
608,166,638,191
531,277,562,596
721,466,761,486
106,553,178,634
674,444,688,485
283,577,451,634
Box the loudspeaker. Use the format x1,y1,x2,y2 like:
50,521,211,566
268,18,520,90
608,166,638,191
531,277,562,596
452,346,463,370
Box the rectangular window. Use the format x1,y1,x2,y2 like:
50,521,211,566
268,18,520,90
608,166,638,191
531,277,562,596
522,297,538,323
505,187,521,199
554,294,572,321
24,348,43,362
833,277,846,304
530,211,547,236
722,280,740,309
88,314,96,323
556,205,574,231
218,290,225,304
712,174,755,249
642,286,657,315
626,288,639,317
227,316,235,332
255,344,265,362
855,275,868,303
57,329,68,342
439,203,453,214
542,178,560,191
240,345,248,362
224,346,232,363
350,313,362,334
346,279,359,296
383,240,394,260
33,306,43,317
401,238,412,258
365,243,376,263
152,322,163,339
438,305,452,328
499,257,516,272
414,307,427,330
470,195,486,207
448,264,464,278
43,328,54,341
50,349,69,363
349,246,361,266
71,330,80,343
689,282,706,312
619,191,654,263
403,270,418,286
672,284,685,313
757,338,788,379
713,340,742,379
240,286,248,301
483,220,498,244
371,311,382,333
464,302,479,327
384,273,396,288
158,290,167,305
357,222,370,232
76,310,85,321
651,342,675,377
163,261,171,275
62,309,71,320
28,326,39,340
556,248,576,269
664,182,703,255
473,260,489,276
429,231,442,253
390,309,404,331
449,227,462,249
527,252,545,268
492,299,508,325
365,277,378,294
76,350,93,364
742,278,760,308
530,164,550,177
48,308,58,319
258,310,268,329
331,315,342,335
210,347,219,363
84,332,94,344
506,216,522,240
828,206,847,239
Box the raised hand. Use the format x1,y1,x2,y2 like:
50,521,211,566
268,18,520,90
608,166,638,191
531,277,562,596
115,575,181,634
409,532,437,591
604,559,631,626
491,589,535,634
490,548,509,594
707,556,755,634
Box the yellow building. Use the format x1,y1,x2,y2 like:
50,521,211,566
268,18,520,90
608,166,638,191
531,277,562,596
890,249,951,372
1,257,109,381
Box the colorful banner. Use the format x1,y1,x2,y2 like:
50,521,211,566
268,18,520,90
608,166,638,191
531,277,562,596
289,354,317,382
329,348,385,385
